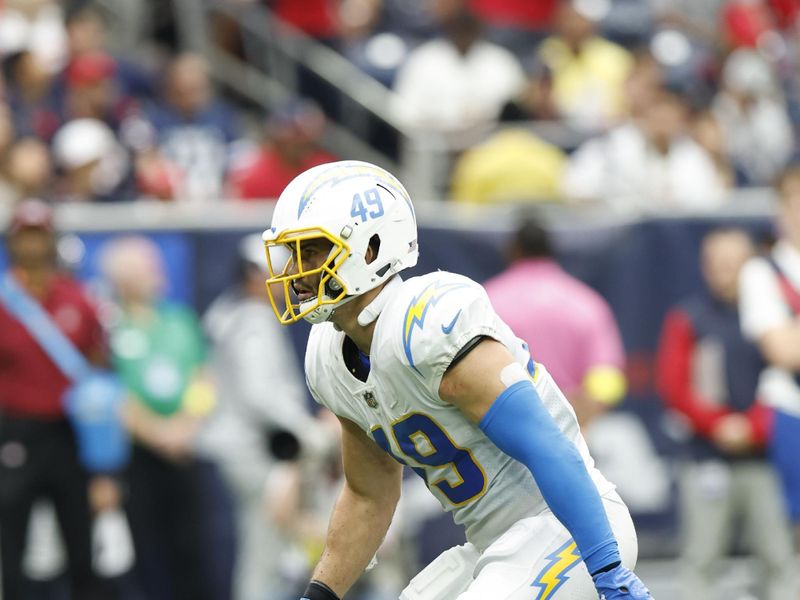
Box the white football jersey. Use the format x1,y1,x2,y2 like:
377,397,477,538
305,271,614,551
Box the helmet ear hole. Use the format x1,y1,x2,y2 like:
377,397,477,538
367,234,381,264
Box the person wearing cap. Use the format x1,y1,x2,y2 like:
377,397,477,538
227,99,337,201
0,199,112,599
63,3,156,101
199,234,325,600
64,51,139,133
51,118,133,202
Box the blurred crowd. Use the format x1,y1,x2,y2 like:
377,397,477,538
268,0,800,209
1,0,800,209
0,0,339,207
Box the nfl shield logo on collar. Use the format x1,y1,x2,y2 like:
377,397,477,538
363,391,378,408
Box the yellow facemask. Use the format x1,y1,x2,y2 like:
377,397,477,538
263,226,350,325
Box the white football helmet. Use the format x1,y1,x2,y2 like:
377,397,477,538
262,160,419,324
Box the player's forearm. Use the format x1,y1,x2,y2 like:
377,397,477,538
480,379,619,574
312,482,398,597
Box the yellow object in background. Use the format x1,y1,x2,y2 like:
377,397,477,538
182,379,216,416
451,128,567,204
303,536,326,565
536,36,634,128
583,365,626,406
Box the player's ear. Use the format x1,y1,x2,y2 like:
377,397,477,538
365,234,381,265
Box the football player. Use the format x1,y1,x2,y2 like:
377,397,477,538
262,161,653,600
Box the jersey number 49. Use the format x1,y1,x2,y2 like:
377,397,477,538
372,413,486,506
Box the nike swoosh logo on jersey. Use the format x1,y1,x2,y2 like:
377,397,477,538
441,310,462,334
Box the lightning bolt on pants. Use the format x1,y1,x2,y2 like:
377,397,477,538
401,491,638,600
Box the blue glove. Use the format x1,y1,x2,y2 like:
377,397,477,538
592,564,653,599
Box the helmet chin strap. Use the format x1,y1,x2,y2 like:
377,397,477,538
301,303,334,325
301,274,403,326
300,293,356,325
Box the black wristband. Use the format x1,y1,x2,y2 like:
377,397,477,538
302,580,340,600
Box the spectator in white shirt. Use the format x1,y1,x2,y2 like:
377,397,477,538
562,86,727,213
712,49,794,186
391,8,525,133
739,164,800,542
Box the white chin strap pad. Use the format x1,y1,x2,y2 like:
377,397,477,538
302,294,358,325
302,300,335,324
357,276,403,326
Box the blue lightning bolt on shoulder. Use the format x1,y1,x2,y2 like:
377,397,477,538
402,281,469,372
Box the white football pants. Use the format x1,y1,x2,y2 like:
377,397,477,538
400,491,638,600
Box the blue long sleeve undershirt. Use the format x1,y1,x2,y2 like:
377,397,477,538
478,380,620,575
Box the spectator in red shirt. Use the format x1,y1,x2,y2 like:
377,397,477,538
656,228,797,600
768,0,800,29
722,0,775,48
269,0,340,41
470,0,557,31
0,199,113,599
228,98,337,201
